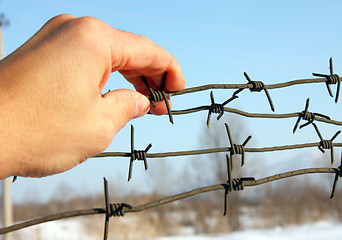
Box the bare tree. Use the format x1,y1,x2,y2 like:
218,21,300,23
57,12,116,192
189,114,251,232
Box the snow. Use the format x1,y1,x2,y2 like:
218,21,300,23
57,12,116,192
13,218,97,240
159,221,342,240
11,219,342,240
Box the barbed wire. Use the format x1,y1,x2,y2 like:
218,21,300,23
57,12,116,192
170,96,342,129
167,58,340,98
147,58,340,124
1,159,341,238
1,58,341,239
95,123,342,181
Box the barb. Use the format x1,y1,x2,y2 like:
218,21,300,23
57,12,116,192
312,123,341,165
313,57,341,103
223,155,252,215
128,125,152,181
330,151,342,199
2,165,341,235
225,123,252,167
206,90,241,127
103,178,132,240
142,72,173,124
243,72,275,112
12,176,17,183
293,98,331,133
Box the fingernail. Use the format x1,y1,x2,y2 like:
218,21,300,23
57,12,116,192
134,95,150,118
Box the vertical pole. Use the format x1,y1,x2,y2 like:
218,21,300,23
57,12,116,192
0,17,13,240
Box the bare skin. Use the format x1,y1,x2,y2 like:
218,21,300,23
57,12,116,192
0,14,185,178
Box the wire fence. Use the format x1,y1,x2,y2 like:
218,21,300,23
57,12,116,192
1,58,341,239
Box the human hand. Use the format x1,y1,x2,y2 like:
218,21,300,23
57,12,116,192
0,14,185,178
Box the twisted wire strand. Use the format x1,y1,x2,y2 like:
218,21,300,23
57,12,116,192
224,177,245,215
292,98,331,133
128,125,152,181
166,57,341,100
144,59,340,119
243,72,275,112
1,167,339,235
311,123,341,165
223,154,247,215
165,78,329,97
142,73,174,124
169,106,342,126
206,91,240,127
95,142,342,159
163,66,340,103
131,150,147,161
312,58,341,103
103,177,133,239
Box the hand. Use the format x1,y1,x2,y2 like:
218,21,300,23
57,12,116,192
0,14,185,178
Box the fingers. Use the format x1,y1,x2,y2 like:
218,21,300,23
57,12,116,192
101,89,150,135
107,30,184,115
109,30,185,93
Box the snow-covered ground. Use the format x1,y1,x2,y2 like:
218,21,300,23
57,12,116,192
11,219,342,240
160,221,342,240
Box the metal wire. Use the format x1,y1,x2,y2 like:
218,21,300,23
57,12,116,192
169,97,342,128
1,164,340,236
95,141,342,160
2,58,341,239
165,58,340,100
171,106,342,127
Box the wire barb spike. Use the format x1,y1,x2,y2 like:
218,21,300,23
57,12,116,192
206,91,240,127
142,73,174,124
244,72,275,112
223,154,232,216
103,177,110,240
128,125,153,181
103,178,132,240
12,176,17,183
312,123,341,165
293,98,330,133
330,151,342,199
312,57,341,103
225,123,252,167
223,154,251,216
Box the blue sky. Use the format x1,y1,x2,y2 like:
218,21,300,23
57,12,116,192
1,0,342,202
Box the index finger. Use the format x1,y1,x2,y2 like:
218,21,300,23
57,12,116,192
110,30,185,94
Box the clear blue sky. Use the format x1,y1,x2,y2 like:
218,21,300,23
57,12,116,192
1,0,342,202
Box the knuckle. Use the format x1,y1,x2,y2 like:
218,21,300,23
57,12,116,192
64,16,109,48
43,14,76,29
50,14,75,23
71,16,104,33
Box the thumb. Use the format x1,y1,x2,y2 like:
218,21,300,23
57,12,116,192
101,89,150,132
